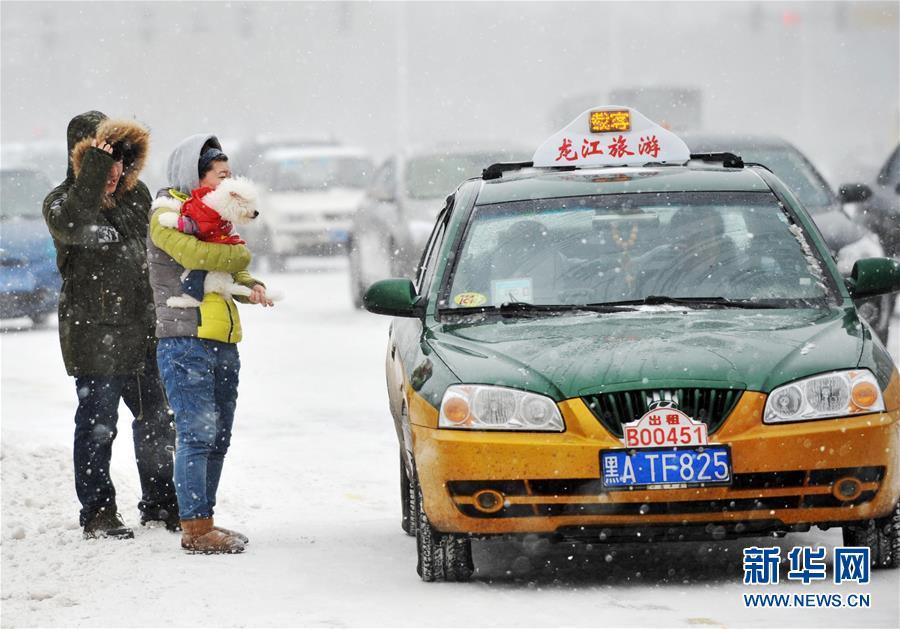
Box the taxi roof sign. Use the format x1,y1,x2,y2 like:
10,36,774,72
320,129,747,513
532,106,690,168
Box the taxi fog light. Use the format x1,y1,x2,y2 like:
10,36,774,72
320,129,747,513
473,489,505,514
764,369,884,424
439,385,565,432
833,477,862,501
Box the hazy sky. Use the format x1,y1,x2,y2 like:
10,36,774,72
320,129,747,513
2,1,897,188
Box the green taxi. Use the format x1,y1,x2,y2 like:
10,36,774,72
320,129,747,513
364,108,900,582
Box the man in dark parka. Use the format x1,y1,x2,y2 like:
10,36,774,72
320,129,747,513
43,111,178,538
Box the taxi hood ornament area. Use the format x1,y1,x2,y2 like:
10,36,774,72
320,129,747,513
532,106,691,168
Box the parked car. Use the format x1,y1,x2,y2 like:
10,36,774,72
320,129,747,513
363,107,900,581
684,134,893,343
1,141,67,185
840,144,900,259
348,147,527,308
0,168,59,325
235,141,374,268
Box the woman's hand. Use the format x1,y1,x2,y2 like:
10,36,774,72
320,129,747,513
248,284,274,307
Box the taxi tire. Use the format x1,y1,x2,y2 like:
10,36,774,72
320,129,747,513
841,500,900,569
414,480,473,582
400,452,416,536
877,500,900,569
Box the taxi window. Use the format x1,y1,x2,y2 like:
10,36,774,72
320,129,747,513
444,191,833,309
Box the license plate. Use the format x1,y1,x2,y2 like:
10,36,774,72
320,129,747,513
600,445,732,489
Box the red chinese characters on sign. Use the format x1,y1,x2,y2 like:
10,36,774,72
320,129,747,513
555,138,578,162
622,408,709,448
581,139,604,158
638,135,661,158
608,135,635,158
554,133,660,163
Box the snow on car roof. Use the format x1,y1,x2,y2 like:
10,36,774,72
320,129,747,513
476,166,771,205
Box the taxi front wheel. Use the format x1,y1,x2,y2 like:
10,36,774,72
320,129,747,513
400,452,416,537
841,500,900,569
415,479,474,582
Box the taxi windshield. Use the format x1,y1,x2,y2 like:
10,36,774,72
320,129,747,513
443,191,833,310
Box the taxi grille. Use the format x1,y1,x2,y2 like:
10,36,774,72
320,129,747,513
582,387,744,437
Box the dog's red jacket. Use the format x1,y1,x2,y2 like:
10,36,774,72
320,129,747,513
178,186,246,245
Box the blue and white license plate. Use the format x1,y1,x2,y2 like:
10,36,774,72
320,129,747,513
600,445,732,489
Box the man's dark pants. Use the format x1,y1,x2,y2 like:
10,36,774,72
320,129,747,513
73,346,177,526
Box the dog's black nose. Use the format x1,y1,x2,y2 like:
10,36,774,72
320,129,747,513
252,211,259,218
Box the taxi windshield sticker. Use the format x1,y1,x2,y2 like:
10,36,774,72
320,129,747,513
453,292,487,307
491,278,533,305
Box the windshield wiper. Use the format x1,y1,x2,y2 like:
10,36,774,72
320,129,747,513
586,296,783,309
439,301,637,319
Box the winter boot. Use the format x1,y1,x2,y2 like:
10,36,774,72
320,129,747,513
214,525,249,544
140,504,181,532
180,517,245,554
83,509,134,540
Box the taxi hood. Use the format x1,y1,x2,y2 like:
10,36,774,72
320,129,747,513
429,307,865,400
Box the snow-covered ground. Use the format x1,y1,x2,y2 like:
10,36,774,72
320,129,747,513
2,259,899,628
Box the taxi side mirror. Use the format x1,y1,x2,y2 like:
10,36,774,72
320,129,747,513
838,183,873,204
847,257,900,299
364,278,422,317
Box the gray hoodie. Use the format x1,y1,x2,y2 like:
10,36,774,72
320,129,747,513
167,133,222,194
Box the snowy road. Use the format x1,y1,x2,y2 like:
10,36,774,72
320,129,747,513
2,260,899,628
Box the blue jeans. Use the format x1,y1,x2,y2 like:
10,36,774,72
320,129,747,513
73,347,177,526
157,337,240,520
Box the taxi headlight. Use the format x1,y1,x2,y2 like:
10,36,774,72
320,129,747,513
439,385,565,431
764,370,884,423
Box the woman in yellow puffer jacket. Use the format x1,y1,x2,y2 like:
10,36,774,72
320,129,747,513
147,134,272,554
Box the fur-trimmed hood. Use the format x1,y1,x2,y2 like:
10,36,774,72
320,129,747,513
69,116,150,196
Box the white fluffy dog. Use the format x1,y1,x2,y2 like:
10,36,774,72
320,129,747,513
155,177,277,308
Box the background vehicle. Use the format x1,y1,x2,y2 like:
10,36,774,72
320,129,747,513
1,141,67,185
0,168,59,325
684,134,894,343
841,144,900,259
348,147,526,308
235,141,374,268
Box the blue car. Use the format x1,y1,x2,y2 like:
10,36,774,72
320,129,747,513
0,168,59,325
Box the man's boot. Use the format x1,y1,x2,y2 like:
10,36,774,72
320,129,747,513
140,503,181,532
181,518,245,554
83,509,134,540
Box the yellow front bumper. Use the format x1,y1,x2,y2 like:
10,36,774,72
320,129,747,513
411,385,900,535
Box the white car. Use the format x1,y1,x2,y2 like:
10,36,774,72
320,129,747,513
243,145,374,268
